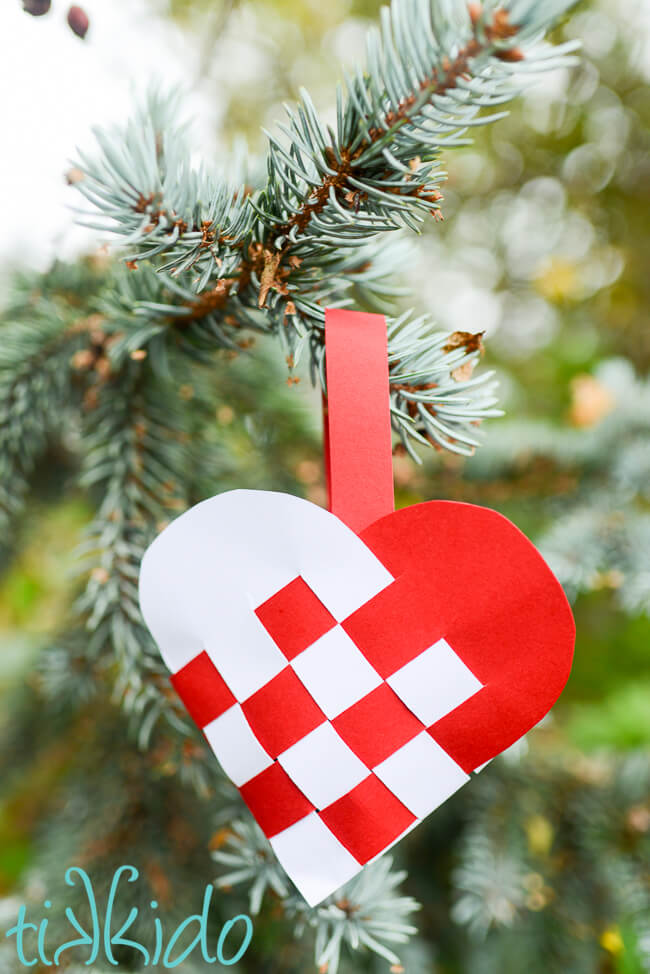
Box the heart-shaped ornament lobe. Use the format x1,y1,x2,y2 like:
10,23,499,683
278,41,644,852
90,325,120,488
139,490,574,905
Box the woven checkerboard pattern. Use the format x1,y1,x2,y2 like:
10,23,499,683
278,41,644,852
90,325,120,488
170,573,483,906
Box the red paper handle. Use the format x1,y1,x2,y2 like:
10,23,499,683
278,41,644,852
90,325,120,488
324,308,394,533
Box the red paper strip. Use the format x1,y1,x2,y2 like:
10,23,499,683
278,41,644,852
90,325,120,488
241,667,326,757
170,650,236,728
320,774,415,863
255,576,337,660
239,763,315,839
324,308,394,533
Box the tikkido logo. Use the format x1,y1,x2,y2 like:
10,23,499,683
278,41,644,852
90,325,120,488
5,866,253,968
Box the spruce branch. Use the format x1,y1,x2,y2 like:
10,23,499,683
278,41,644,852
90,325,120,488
213,819,290,914
73,358,194,739
214,823,420,974
304,857,420,974
259,0,579,253
73,1,579,266
91,250,501,457
70,0,579,457
73,90,255,293
0,301,89,560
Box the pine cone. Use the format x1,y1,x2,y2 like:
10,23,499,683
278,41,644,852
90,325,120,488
23,0,51,15
67,4,89,38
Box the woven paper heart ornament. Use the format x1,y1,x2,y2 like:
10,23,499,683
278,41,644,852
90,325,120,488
139,310,575,906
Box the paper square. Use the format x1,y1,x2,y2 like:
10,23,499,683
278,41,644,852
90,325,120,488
239,762,314,839
320,774,416,864
170,651,237,728
203,704,273,787
300,558,393,623
270,812,361,907
341,573,435,678
373,732,469,818
278,722,369,809
332,682,424,768
242,668,326,758
387,638,483,726
291,626,383,719
255,576,337,660
204,617,287,702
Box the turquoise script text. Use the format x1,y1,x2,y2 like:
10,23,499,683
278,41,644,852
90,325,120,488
5,865,253,968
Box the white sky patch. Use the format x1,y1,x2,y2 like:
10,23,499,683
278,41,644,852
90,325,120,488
0,0,215,272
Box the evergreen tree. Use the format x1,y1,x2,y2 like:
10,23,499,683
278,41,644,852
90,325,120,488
2,0,649,971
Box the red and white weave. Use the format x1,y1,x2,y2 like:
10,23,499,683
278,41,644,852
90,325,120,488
171,578,481,906
139,489,574,906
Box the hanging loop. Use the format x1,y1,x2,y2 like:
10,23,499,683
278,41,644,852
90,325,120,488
323,308,395,533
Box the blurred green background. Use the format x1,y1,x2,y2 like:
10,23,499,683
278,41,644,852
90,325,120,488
1,0,649,971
